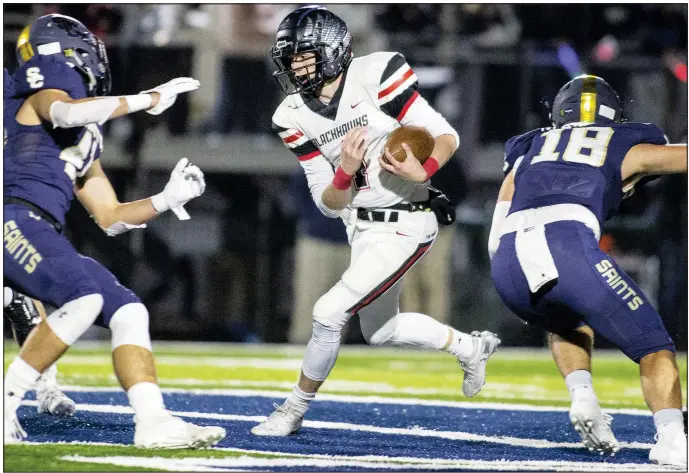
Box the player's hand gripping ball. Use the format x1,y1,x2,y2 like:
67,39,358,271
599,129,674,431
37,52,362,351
384,126,434,164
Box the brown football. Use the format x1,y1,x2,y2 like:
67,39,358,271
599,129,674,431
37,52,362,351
385,126,434,164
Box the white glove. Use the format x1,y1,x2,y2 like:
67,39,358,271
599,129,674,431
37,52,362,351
151,158,206,220
140,77,200,116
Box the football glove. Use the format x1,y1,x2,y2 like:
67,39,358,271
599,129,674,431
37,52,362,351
428,186,455,226
141,77,200,116
151,158,206,220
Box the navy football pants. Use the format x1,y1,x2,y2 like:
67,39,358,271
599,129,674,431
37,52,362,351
4,204,140,328
491,220,675,363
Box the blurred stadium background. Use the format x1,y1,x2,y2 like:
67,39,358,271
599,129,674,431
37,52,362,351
3,3,687,350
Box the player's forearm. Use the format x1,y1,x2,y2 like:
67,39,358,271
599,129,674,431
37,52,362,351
99,199,159,228
48,95,155,128
320,183,352,213
429,134,459,169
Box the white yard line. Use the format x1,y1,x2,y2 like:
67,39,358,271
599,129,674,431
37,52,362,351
55,384,652,416
60,454,680,472
19,399,653,450
62,373,575,402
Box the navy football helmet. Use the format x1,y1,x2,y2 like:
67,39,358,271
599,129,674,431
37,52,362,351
551,74,623,128
270,5,352,96
16,14,111,96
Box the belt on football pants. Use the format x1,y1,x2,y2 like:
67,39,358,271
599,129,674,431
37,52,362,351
4,197,63,233
356,201,432,223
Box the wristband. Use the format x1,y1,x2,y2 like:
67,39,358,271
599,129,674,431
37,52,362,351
332,166,353,190
124,94,153,113
151,193,169,213
422,157,440,181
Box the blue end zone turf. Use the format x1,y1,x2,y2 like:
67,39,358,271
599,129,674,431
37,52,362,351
20,389,656,470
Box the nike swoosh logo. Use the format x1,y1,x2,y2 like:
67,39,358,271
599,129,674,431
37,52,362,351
396,231,411,237
351,101,363,109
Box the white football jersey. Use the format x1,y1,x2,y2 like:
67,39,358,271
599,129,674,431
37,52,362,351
272,51,459,217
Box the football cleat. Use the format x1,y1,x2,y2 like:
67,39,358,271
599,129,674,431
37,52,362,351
4,397,27,444
134,414,226,449
569,399,620,455
458,331,501,398
649,426,687,467
251,402,304,437
36,388,77,416
35,365,76,416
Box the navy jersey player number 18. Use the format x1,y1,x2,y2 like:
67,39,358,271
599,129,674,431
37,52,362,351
488,74,687,467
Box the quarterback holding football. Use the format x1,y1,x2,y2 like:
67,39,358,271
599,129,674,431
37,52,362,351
252,5,501,437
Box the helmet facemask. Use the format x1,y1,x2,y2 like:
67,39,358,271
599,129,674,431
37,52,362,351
270,7,352,97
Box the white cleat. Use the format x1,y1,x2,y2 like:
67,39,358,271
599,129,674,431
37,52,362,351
35,364,76,416
134,414,226,449
649,427,687,467
4,399,27,444
251,403,304,437
569,399,620,455
36,388,76,416
459,331,501,398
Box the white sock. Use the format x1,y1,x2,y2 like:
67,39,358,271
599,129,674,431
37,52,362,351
653,408,684,434
127,382,167,421
565,369,598,403
35,364,59,394
286,386,315,416
5,357,41,405
445,328,476,361
385,312,473,356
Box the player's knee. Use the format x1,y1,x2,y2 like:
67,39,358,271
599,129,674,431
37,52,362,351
312,293,348,332
46,293,104,346
622,331,675,364
109,302,152,352
626,342,676,364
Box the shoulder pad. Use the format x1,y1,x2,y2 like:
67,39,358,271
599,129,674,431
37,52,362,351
607,122,668,146
12,55,87,99
503,128,546,176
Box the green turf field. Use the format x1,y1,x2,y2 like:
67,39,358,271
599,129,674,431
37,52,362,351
3,341,687,472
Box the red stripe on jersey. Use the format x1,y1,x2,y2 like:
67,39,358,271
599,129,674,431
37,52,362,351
396,91,419,121
378,68,414,99
283,131,304,144
298,150,321,161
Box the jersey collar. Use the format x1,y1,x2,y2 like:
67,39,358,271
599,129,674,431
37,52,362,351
301,67,349,121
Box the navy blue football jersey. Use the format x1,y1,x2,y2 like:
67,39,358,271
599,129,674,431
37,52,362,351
4,55,103,225
503,122,667,224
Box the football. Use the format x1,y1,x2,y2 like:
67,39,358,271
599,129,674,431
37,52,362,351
385,126,434,164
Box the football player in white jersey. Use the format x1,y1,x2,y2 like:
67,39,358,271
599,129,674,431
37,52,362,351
252,5,501,437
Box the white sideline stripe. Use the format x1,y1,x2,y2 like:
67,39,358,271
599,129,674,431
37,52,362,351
19,400,653,451
60,454,678,472
54,384,652,416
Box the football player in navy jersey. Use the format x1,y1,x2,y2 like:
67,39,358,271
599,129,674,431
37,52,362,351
3,14,225,448
488,75,687,466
